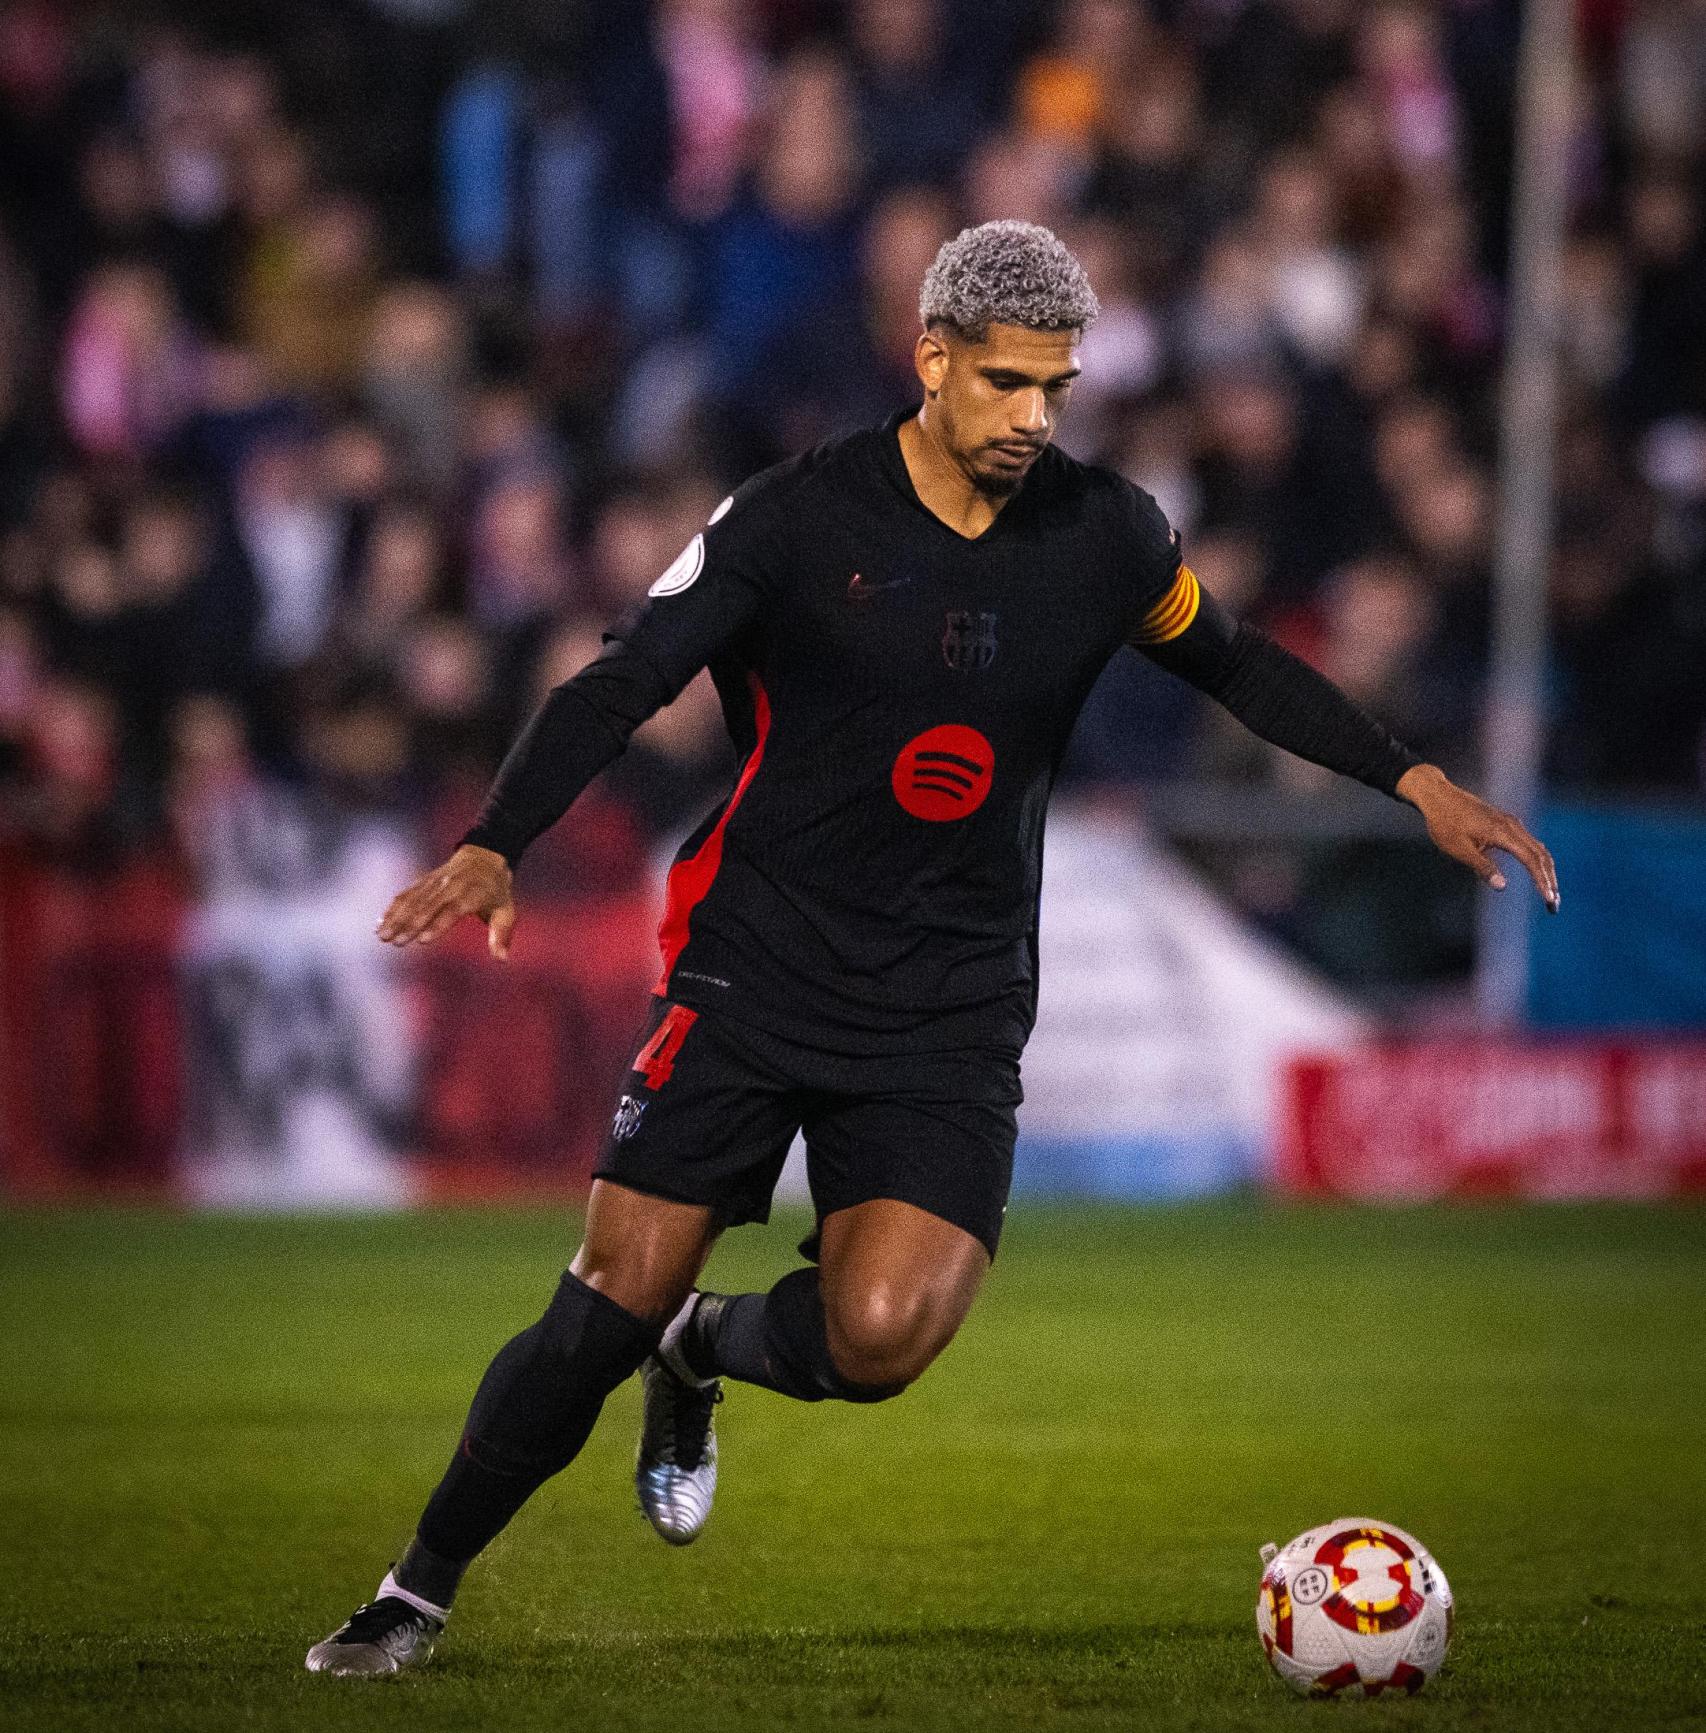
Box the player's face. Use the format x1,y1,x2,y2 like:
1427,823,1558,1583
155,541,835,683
918,323,1081,495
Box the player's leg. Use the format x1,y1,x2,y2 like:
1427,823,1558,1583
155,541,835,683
306,1180,714,1675
403,1180,717,1585
597,1000,804,1544
672,1078,1012,1401
672,1196,988,1398
819,1197,990,1384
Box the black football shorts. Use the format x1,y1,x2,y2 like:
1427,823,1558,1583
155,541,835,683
592,997,1020,1261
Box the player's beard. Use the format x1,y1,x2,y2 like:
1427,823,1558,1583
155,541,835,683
972,442,1043,496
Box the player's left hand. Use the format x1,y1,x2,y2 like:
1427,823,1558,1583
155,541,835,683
1396,763,1560,912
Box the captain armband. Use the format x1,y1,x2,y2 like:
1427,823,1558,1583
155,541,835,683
1129,564,1202,646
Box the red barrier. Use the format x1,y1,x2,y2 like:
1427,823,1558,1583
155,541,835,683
0,847,661,1201
407,893,658,1198
1278,1042,1706,1199
0,849,187,1198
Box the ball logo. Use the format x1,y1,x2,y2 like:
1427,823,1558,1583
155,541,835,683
892,724,994,821
1291,1566,1330,1606
1314,1525,1425,1636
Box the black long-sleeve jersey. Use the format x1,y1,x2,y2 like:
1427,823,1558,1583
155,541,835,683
465,411,1419,1058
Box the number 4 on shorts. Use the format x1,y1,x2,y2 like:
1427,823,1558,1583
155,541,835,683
633,1004,699,1091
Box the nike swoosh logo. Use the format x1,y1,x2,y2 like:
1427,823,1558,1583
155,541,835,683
848,572,912,600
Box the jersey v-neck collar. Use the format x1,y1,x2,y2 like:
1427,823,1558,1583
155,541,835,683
877,409,1024,546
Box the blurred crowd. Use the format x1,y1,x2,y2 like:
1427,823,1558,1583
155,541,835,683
0,0,1703,956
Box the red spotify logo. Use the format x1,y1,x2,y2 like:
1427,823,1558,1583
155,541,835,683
891,725,995,821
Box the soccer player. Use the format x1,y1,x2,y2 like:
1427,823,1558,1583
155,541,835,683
307,221,1558,1675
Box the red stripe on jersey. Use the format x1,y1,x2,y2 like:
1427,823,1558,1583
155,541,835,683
654,673,772,993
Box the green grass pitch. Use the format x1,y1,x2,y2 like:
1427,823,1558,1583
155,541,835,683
2,1201,1703,1731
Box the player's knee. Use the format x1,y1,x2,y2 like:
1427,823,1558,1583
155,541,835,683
571,1250,695,1329
537,1271,660,1379
825,1284,947,1393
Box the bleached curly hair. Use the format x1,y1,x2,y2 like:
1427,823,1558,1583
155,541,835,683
918,220,1100,341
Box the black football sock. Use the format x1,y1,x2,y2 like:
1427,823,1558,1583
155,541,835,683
412,1271,660,1574
683,1268,904,1404
391,1536,466,1611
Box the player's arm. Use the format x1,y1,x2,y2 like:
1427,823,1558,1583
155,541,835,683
1132,566,1560,912
377,494,773,957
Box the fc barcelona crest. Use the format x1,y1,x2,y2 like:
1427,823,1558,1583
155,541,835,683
942,610,998,670
611,1094,647,1142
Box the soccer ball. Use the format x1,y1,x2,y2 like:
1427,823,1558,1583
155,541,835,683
1256,1517,1452,1697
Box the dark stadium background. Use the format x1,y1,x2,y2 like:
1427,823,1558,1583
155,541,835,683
3,0,1704,1195
0,3,1702,1729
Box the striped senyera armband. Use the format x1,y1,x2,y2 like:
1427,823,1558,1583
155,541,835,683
1129,563,1202,645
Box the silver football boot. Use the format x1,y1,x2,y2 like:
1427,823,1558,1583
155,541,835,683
635,1295,723,1545
305,1579,444,1676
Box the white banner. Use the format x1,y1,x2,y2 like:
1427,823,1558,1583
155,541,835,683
178,783,421,1210
1016,802,1364,1197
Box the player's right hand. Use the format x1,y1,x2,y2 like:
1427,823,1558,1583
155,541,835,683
376,843,517,960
